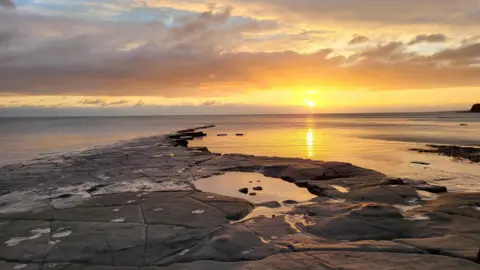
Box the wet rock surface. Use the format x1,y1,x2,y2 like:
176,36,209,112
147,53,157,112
411,144,480,163
0,129,479,269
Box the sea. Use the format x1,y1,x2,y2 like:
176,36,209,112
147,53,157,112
1,112,479,192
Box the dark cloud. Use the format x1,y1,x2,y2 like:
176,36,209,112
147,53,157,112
408,34,448,45
348,35,369,45
0,10,480,97
0,0,15,9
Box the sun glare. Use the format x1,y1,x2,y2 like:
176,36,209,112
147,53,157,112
306,100,316,107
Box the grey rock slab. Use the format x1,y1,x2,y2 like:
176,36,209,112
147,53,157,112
45,221,146,266
307,251,480,270
243,216,297,240
292,202,418,241
395,234,480,262
41,263,139,269
168,224,289,265
0,261,41,270
0,220,52,263
52,205,144,223
145,225,214,266
81,193,147,207
346,185,419,204
207,202,253,221
189,192,252,205
0,207,54,221
291,240,423,253
141,197,227,228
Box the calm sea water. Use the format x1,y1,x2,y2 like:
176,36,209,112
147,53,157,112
1,112,479,191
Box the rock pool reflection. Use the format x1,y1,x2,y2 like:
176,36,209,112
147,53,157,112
194,172,317,204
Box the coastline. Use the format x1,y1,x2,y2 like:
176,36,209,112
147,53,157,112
0,127,479,269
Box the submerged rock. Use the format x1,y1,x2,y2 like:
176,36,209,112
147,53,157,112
257,201,282,208
239,188,249,194
235,133,245,136
217,134,228,137
253,186,263,191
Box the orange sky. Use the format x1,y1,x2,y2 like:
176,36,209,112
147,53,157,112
0,0,479,115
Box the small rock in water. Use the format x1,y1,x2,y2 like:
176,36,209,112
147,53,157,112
253,186,263,191
249,192,257,196
283,200,299,204
410,161,430,166
257,201,281,208
235,133,244,136
217,134,228,137
460,124,468,126
239,188,249,194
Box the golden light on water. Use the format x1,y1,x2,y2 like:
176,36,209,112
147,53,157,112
307,128,314,157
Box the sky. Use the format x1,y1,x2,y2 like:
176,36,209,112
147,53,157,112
1,0,480,116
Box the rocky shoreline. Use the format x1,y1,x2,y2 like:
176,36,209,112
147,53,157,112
410,144,480,163
0,127,479,269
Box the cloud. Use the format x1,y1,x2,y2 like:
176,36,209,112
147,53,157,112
0,0,15,9
202,100,217,106
79,99,128,107
1,8,480,97
348,35,369,45
229,0,480,27
408,34,448,45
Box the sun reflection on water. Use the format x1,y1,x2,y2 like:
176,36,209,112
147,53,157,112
307,128,314,157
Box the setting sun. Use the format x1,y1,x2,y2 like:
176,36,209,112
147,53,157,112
306,100,316,107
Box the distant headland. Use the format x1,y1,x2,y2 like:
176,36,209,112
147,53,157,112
471,104,480,113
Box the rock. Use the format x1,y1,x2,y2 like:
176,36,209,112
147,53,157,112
235,133,244,136
410,161,430,166
283,200,299,204
168,131,206,139
56,194,73,199
249,192,257,196
188,147,209,153
256,201,281,208
217,134,228,137
238,188,249,194
171,139,188,147
414,184,448,193
410,145,480,163
253,186,263,191
347,185,418,205
294,180,308,187
460,124,468,126
470,103,480,112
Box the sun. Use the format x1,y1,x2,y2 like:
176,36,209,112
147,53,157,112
306,100,316,107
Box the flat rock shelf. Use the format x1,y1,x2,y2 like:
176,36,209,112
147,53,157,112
0,128,479,269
